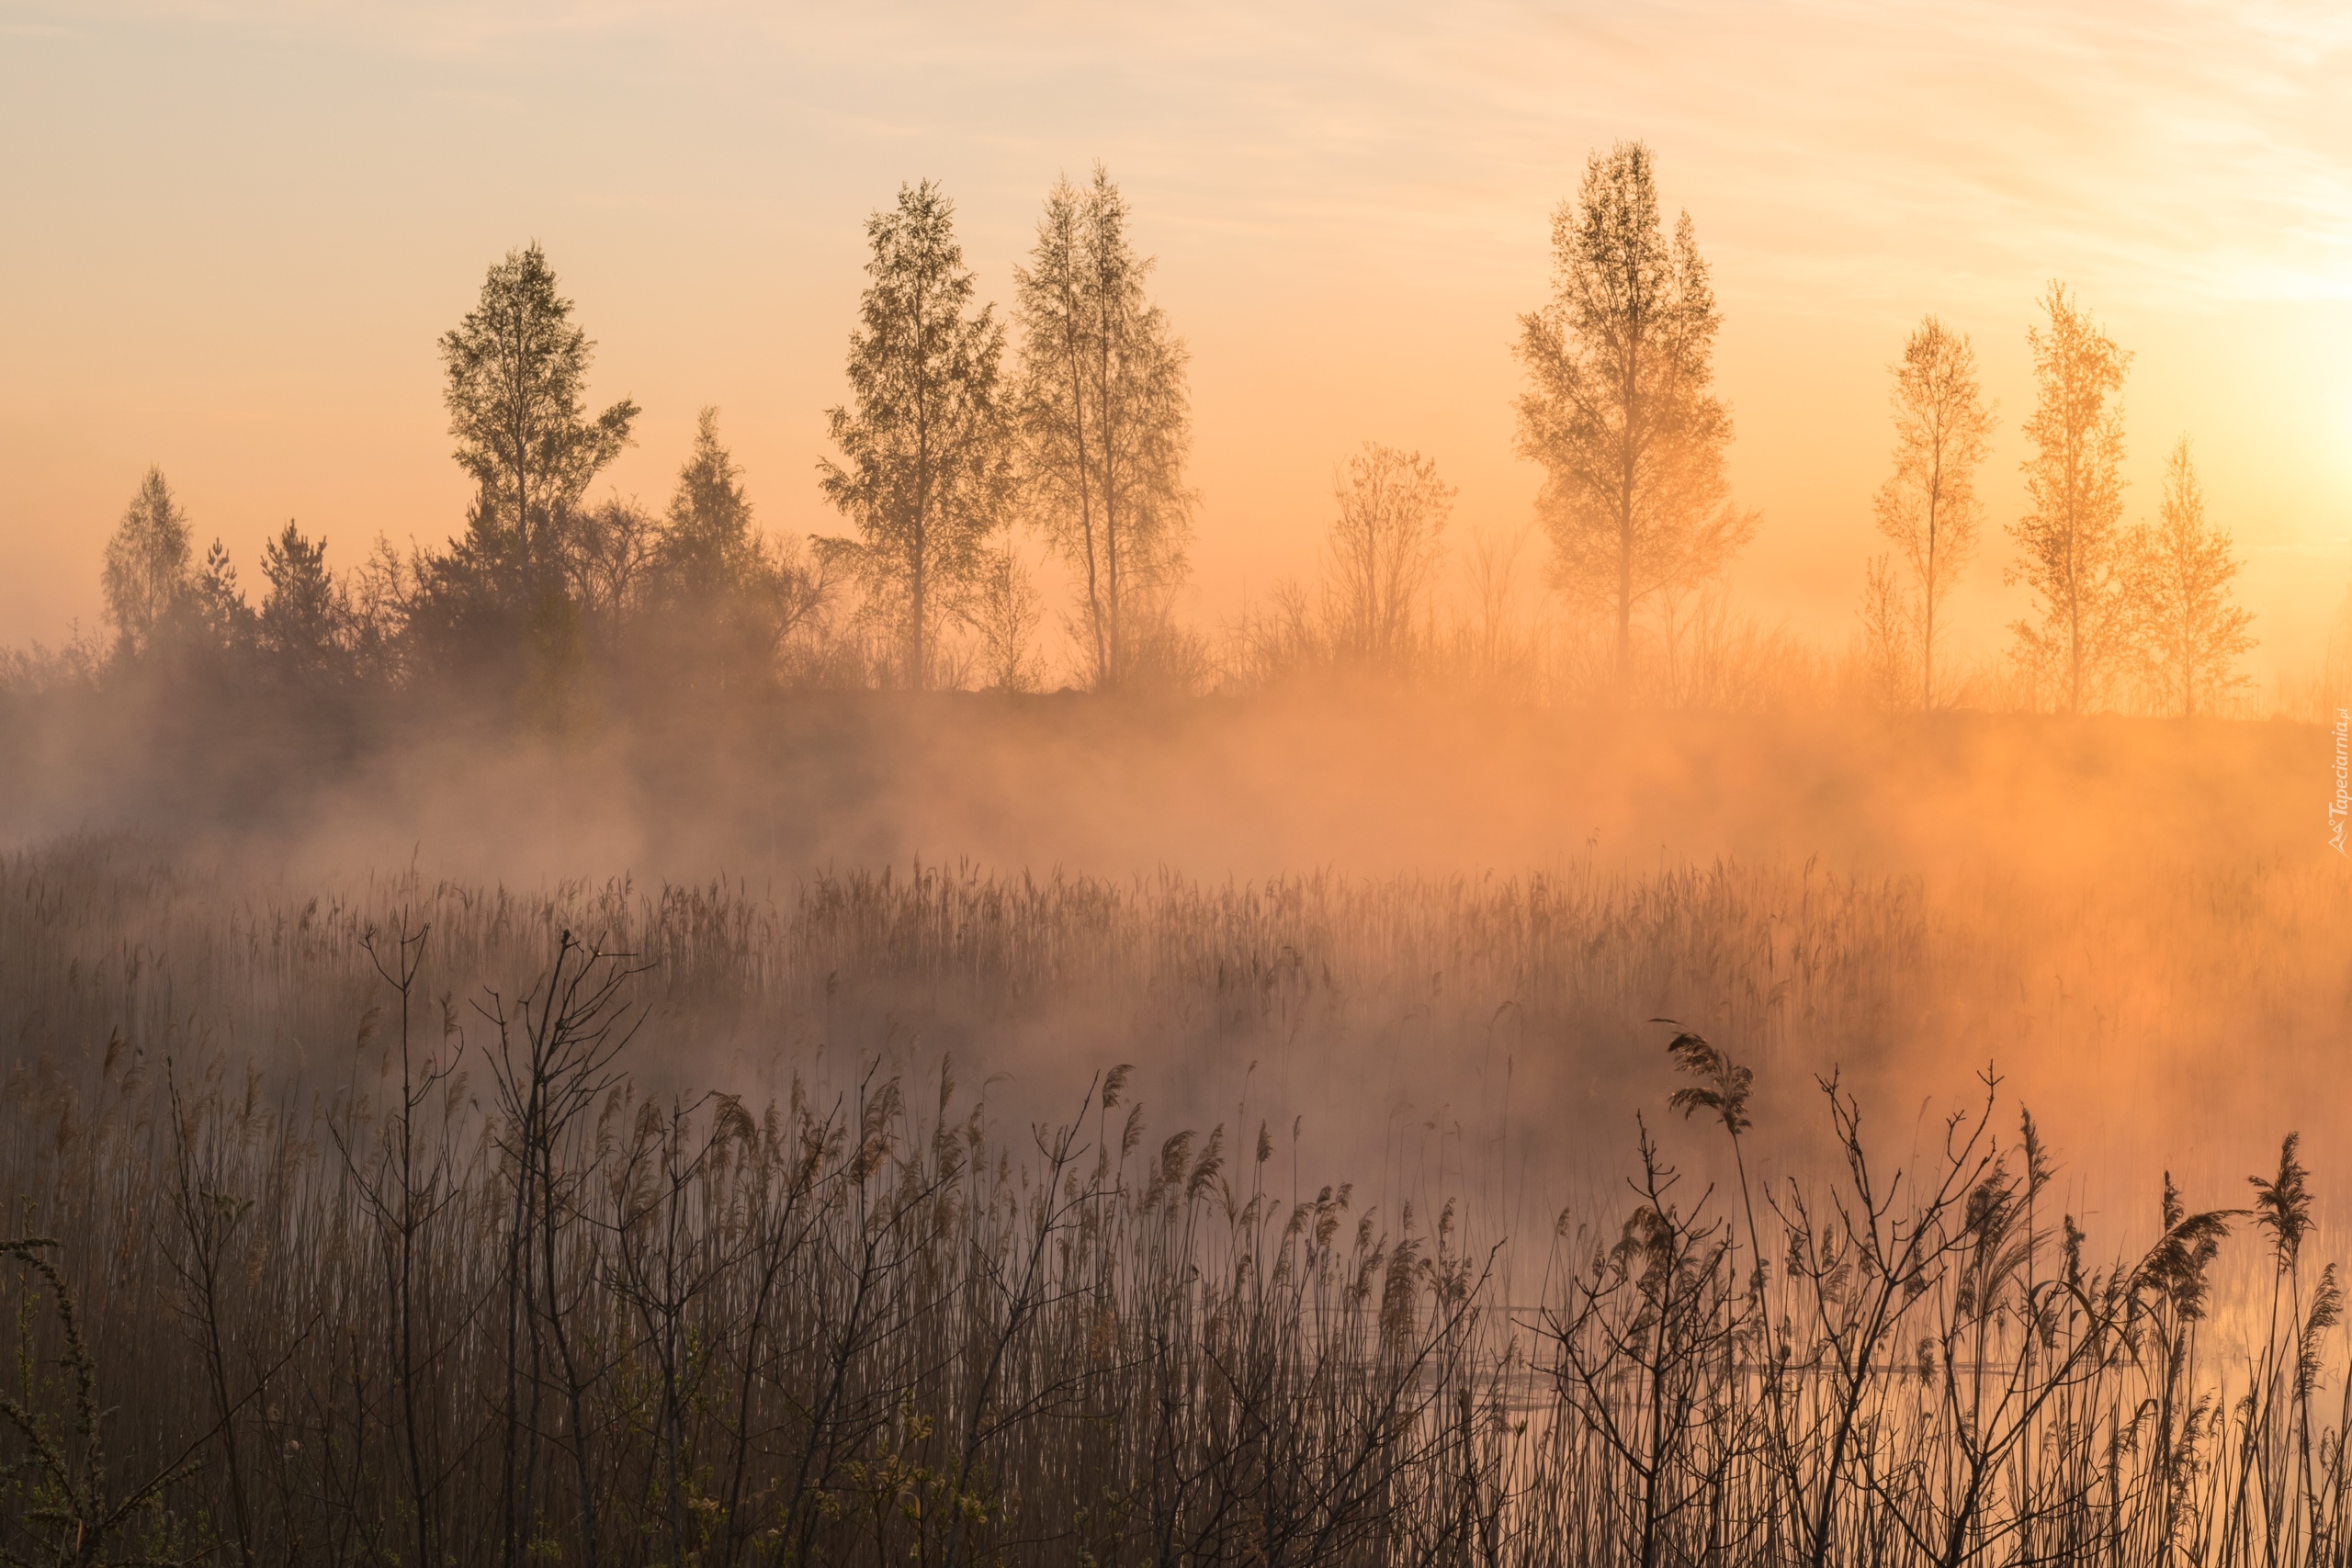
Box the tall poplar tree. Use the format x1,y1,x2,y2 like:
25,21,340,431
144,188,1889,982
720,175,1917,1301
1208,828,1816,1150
1514,141,1753,692
1012,166,1193,690
1873,316,1993,710
820,181,1012,689
439,243,639,606
2009,282,2131,714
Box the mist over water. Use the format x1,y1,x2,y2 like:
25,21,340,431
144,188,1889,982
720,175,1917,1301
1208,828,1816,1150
4,684,2335,1214
9,4,2352,1555
6,660,2348,1568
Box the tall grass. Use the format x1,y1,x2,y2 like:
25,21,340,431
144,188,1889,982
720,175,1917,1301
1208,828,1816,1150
5,835,2339,1163
3,837,2349,1565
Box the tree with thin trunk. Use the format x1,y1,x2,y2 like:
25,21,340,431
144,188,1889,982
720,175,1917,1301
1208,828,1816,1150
2122,438,2255,717
1873,316,1993,710
1013,167,1194,691
102,467,194,660
1325,443,1453,670
1856,553,1913,712
1514,141,1754,694
439,243,639,608
2009,282,2132,715
560,497,658,641
820,181,1012,690
956,542,1045,693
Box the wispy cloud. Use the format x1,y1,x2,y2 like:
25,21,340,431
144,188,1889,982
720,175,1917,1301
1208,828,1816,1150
30,0,2347,314
623,0,2352,310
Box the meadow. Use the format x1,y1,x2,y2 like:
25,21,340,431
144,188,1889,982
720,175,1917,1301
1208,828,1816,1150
0,700,2346,1567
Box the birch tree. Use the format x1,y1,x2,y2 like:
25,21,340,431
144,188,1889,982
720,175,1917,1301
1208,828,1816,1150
820,181,1012,689
2122,438,2255,716
1013,166,1193,690
439,243,639,606
1873,317,1993,710
2009,282,2131,714
1514,141,1754,692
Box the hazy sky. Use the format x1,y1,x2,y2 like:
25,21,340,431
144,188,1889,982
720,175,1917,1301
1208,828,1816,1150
4,0,2348,672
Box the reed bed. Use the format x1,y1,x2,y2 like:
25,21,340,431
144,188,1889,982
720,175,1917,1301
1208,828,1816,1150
2,836,2349,1566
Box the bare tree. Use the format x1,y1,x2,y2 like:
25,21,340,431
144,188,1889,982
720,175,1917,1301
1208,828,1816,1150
820,181,1012,690
2009,282,2132,714
956,542,1046,694
2122,438,2255,716
1515,141,1755,692
1855,554,1914,712
481,931,641,1568
1462,522,1542,694
1325,443,1454,669
560,497,660,639
1874,317,1993,710
328,921,466,1568
1014,166,1194,691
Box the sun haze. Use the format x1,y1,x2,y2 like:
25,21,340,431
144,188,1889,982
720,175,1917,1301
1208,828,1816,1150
3,0,2347,671
6,11,2352,1565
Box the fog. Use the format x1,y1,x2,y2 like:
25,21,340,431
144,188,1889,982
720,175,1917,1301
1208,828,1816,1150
4,681,2339,1239
13,682,2347,1565
13,9,2352,1558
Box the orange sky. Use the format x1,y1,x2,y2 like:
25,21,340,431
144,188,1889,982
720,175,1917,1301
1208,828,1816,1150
3,0,2348,676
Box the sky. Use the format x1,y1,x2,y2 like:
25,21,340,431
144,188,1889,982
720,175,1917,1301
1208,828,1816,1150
3,0,2349,676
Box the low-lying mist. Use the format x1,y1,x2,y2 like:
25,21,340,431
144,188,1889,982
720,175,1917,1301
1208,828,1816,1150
0,673,2319,875
2,681,2337,1206
7,682,2348,1565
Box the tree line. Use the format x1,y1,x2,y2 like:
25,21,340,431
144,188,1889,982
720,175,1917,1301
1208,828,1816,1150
1512,143,2256,718
37,145,2265,718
